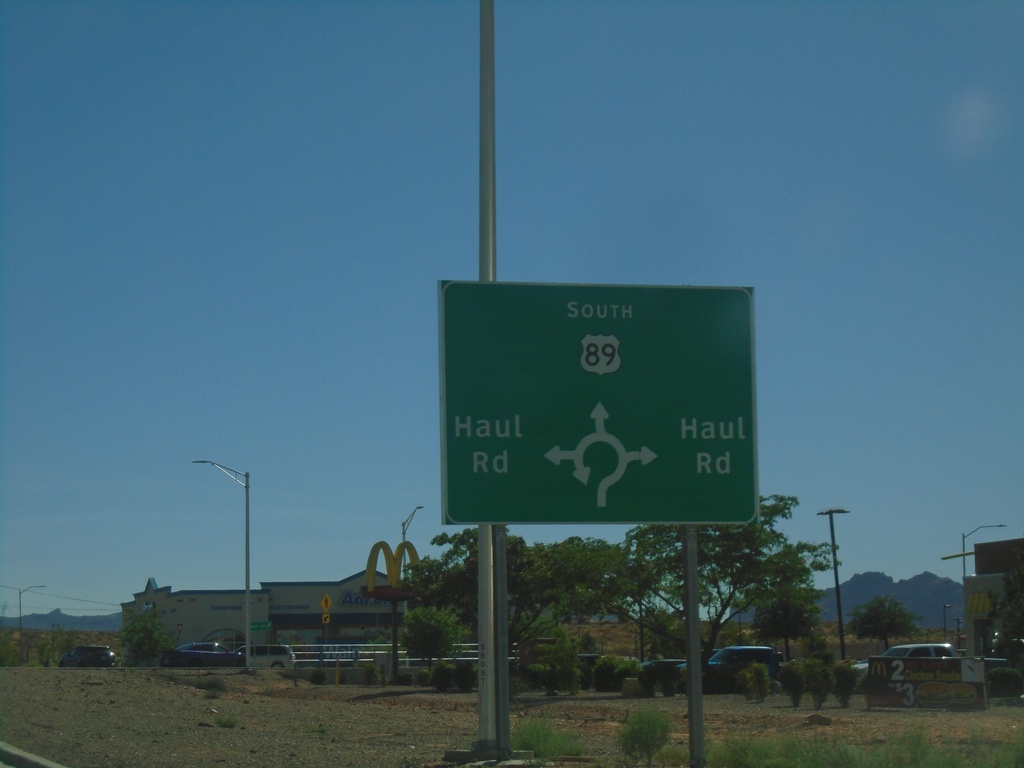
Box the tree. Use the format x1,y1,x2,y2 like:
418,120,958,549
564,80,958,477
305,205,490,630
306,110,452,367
400,606,465,669
403,529,619,646
847,595,919,648
752,587,821,660
119,609,173,665
604,527,687,661
622,495,832,658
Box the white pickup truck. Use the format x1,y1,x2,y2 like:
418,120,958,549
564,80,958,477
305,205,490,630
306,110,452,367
851,642,957,673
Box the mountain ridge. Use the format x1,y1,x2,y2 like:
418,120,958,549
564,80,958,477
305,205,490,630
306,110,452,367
0,608,122,632
818,570,963,628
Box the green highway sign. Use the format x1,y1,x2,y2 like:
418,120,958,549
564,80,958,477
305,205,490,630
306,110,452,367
439,281,758,525
250,621,272,631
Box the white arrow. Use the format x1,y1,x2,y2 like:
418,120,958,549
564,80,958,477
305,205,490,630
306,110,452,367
546,403,658,507
628,446,658,465
544,445,592,485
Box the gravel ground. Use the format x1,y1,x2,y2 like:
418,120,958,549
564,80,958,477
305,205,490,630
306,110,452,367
1,668,1021,767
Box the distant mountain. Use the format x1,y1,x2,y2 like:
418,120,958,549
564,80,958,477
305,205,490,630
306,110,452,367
818,571,963,628
0,609,121,632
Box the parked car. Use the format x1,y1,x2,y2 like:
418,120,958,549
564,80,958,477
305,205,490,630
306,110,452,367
705,646,782,680
159,642,245,668
639,658,687,673
676,646,781,693
248,644,296,669
58,645,116,667
851,643,957,674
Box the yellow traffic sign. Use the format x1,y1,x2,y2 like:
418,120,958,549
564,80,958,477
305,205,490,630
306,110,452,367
320,593,332,613
322,613,330,624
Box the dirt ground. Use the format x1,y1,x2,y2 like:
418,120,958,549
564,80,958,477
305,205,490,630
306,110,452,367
0,667,1021,767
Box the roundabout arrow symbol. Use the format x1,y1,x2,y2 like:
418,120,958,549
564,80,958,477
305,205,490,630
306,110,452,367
545,403,657,507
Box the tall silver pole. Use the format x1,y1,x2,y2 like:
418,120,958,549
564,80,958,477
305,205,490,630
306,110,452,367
683,527,705,767
477,0,508,754
243,471,251,672
194,460,252,671
475,0,507,756
479,0,496,284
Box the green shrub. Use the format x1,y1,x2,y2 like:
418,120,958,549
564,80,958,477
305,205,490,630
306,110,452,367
431,661,455,691
361,662,378,685
737,662,769,702
193,675,228,692
511,717,582,758
525,663,552,691
637,661,682,697
638,664,658,696
579,658,595,690
987,666,1024,698
805,635,834,665
309,668,326,685
592,656,621,691
833,663,859,708
777,661,805,707
533,628,582,694
619,708,673,767
704,664,736,694
803,658,833,710
653,744,689,766
657,664,681,697
453,660,476,692
415,668,432,687
0,632,19,667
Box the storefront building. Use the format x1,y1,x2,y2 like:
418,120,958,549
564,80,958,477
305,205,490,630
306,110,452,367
963,537,1023,657
122,570,399,649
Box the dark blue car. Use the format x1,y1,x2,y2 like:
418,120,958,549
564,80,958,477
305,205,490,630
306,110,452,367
59,645,116,667
159,642,245,668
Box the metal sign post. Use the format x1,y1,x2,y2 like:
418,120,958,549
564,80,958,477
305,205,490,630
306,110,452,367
474,0,509,757
684,525,706,767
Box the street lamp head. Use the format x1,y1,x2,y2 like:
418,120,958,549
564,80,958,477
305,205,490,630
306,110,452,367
402,505,425,541
818,508,851,516
192,459,210,464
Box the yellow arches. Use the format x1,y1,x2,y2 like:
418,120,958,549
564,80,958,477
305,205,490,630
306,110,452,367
365,540,419,592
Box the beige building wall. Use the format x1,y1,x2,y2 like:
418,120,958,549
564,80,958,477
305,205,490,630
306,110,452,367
121,571,398,649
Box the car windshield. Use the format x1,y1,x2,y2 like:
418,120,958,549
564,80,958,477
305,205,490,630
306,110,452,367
882,647,912,657
709,649,740,662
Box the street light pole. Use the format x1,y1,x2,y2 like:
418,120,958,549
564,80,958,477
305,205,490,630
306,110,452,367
961,524,1007,580
402,505,423,542
818,508,850,660
18,585,45,663
942,604,951,644
193,460,251,672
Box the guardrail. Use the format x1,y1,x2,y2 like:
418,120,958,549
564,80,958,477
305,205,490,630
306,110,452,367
289,642,482,668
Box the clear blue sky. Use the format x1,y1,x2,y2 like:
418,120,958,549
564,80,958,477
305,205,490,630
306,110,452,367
2,1,1021,619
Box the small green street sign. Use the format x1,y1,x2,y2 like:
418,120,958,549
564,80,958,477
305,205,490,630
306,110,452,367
439,281,757,526
250,621,272,631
